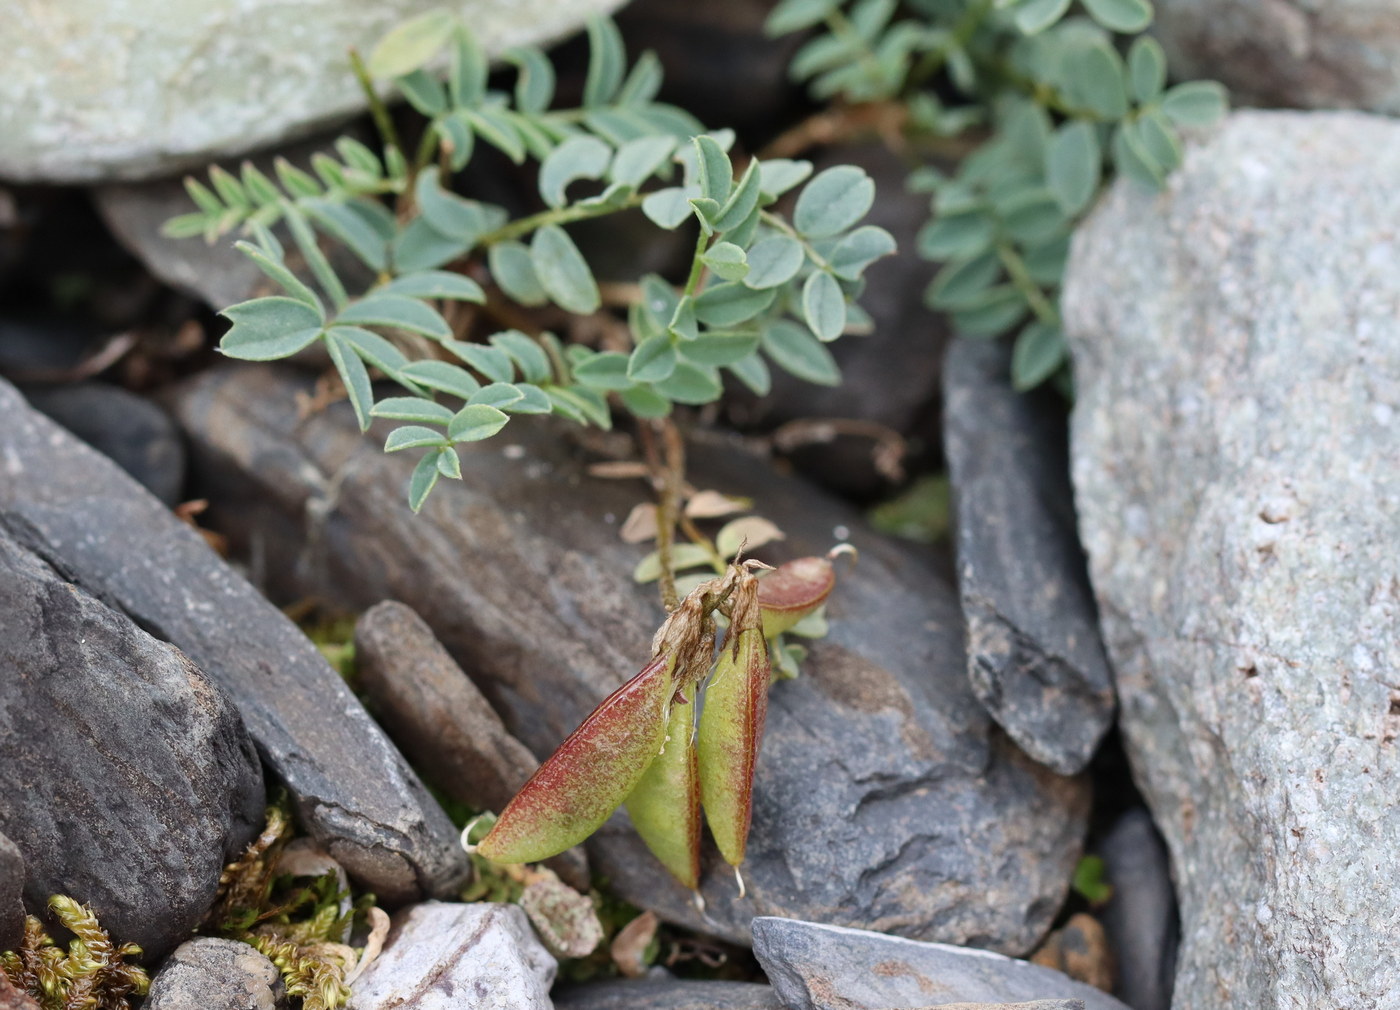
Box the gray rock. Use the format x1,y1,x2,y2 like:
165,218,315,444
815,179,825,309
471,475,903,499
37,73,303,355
0,375,467,906
0,0,624,183
942,338,1114,775
347,902,555,1010
170,364,1090,953
554,978,782,1009
1099,810,1176,1010
1063,109,1400,1009
751,918,1128,1010
0,832,24,953
1154,0,1400,115
22,382,186,505
0,526,264,959
353,600,589,891
144,938,287,1010
921,1004,1084,1010
93,181,261,311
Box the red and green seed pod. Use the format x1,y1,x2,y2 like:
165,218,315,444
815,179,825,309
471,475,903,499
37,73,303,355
624,695,702,889
697,574,771,867
757,556,835,638
477,653,676,865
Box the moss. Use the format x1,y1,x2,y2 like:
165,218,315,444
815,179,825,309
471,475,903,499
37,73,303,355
0,897,149,1010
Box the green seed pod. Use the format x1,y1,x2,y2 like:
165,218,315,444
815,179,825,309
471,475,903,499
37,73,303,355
478,653,676,864
697,572,770,867
758,556,835,638
623,696,702,889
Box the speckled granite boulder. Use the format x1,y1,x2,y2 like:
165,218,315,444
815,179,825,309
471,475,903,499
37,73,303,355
0,0,621,182
1064,109,1400,1009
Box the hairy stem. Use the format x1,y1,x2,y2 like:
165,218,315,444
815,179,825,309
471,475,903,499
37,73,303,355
996,241,1059,326
348,51,405,166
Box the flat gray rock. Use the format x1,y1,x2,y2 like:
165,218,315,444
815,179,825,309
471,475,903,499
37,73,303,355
942,338,1114,775
171,364,1090,953
145,938,287,1010
0,375,466,906
553,978,782,1010
1064,109,1400,1008
22,382,186,505
1098,810,1176,1010
353,600,589,891
751,918,1126,1010
0,832,25,954
348,902,555,1010
0,527,263,959
1154,0,1400,115
0,0,622,182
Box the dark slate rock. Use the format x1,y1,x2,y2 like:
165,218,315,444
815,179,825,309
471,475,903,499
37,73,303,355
0,527,263,959
171,364,1089,953
751,918,1129,1010
353,601,589,891
0,832,24,953
942,338,1114,775
22,382,186,505
553,978,781,1010
144,938,287,1010
1099,810,1177,1010
0,375,467,906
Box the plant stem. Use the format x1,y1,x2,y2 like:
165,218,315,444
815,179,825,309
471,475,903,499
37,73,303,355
996,241,1059,326
477,192,647,246
759,210,836,273
682,225,711,297
349,50,404,164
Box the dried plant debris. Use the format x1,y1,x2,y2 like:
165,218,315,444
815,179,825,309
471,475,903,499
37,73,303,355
0,897,150,1010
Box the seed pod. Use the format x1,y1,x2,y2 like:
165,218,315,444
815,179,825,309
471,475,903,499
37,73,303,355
757,556,835,638
697,572,770,867
478,653,676,864
623,695,702,889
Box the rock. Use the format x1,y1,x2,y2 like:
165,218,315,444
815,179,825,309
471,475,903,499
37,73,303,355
917,1004,1084,1010
0,375,467,906
0,974,39,1010
1063,109,1400,1008
0,0,625,183
93,181,262,311
1098,810,1176,1010
0,526,264,959
554,978,782,1009
144,938,287,1010
21,382,186,505
353,600,590,890
1029,914,1113,993
171,364,1090,953
1153,0,1400,115
942,337,1114,775
751,918,1129,1010
0,833,24,954
347,902,555,1010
